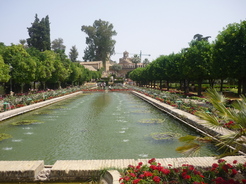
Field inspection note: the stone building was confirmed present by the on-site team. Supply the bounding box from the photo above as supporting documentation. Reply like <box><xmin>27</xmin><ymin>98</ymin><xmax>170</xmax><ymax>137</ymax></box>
<box><xmin>109</xmin><ymin>51</ymin><xmax>146</xmax><ymax>77</ymax></box>
<box><xmin>80</xmin><ymin>60</ymin><xmax>112</xmax><ymax>71</ymax></box>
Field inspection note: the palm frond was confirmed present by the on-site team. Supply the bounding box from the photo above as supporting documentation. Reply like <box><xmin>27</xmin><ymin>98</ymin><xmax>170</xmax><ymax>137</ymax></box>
<box><xmin>176</xmin><ymin>143</ymin><xmax>201</xmax><ymax>157</ymax></box>
<box><xmin>197</xmin><ymin>111</ymin><xmax>221</xmax><ymax>128</ymax></box>
<box><xmin>206</xmin><ymin>88</ymin><xmax>226</xmax><ymax>104</ymax></box>
<box><xmin>232</xmin><ymin>95</ymin><xmax>246</xmax><ymax>111</ymax></box>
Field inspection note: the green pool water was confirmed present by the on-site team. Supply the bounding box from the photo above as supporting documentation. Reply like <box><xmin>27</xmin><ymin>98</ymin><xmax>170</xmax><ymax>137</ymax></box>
<box><xmin>0</xmin><ymin>92</ymin><xmax>220</xmax><ymax>164</ymax></box>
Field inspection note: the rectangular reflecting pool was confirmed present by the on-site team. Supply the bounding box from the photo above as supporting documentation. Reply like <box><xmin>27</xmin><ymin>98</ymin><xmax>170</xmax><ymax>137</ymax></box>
<box><xmin>0</xmin><ymin>92</ymin><xmax>220</xmax><ymax>164</ymax></box>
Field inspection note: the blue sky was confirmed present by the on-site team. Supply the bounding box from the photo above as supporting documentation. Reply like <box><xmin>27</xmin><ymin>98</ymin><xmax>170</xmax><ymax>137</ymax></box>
<box><xmin>0</xmin><ymin>0</ymin><xmax>245</xmax><ymax>62</ymax></box>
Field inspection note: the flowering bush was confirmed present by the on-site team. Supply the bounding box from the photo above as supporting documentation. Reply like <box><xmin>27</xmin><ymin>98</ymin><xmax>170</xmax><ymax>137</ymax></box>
<box><xmin>119</xmin><ymin>158</ymin><xmax>246</xmax><ymax>184</ymax></box>
<box><xmin>1</xmin><ymin>86</ymin><xmax>82</xmax><ymax>111</ymax></box>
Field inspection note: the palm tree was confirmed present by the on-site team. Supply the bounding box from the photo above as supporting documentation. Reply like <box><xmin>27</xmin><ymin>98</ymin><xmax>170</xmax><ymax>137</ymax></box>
<box><xmin>177</xmin><ymin>88</ymin><xmax>246</xmax><ymax>157</ymax></box>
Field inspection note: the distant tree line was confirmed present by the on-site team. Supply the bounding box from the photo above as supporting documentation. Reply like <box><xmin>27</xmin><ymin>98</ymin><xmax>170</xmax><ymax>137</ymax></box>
<box><xmin>0</xmin><ymin>14</ymin><xmax>103</xmax><ymax>94</ymax></box>
<box><xmin>129</xmin><ymin>20</ymin><xmax>246</xmax><ymax>96</ymax></box>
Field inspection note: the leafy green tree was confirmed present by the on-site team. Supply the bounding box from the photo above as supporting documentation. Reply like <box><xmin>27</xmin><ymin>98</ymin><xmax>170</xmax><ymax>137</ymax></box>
<box><xmin>142</xmin><ymin>58</ymin><xmax>150</xmax><ymax>65</ymax></box>
<box><xmin>51</xmin><ymin>38</ymin><xmax>66</xmax><ymax>52</ymax></box>
<box><xmin>27</xmin><ymin>14</ymin><xmax>51</xmax><ymax>51</ymax></box>
<box><xmin>111</xmin><ymin>64</ymin><xmax>122</xmax><ymax>73</ymax></box>
<box><xmin>19</xmin><ymin>39</ymin><xmax>26</xmax><ymax>46</ymax></box>
<box><xmin>26</xmin><ymin>47</ymin><xmax>43</xmax><ymax>89</ymax></box>
<box><xmin>131</xmin><ymin>54</ymin><xmax>141</xmax><ymax>68</ymax></box>
<box><xmin>0</xmin><ymin>55</ymin><xmax>10</xmax><ymax>83</ymax></box>
<box><xmin>213</xmin><ymin>20</ymin><xmax>246</xmax><ymax>95</ymax></box>
<box><xmin>2</xmin><ymin>45</ymin><xmax>36</xmax><ymax>93</ymax></box>
<box><xmin>183</xmin><ymin>38</ymin><xmax>212</xmax><ymax>96</ymax></box>
<box><xmin>67</xmin><ymin>62</ymin><xmax>82</xmax><ymax>85</ymax></box>
<box><xmin>38</xmin><ymin>50</ymin><xmax>56</xmax><ymax>89</ymax></box>
<box><xmin>81</xmin><ymin>19</ymin><xmax>117</xmax><ymax>68</ymax></box>
<box><xmin>44</xmin><ymin>50</ymin><xmax>71</xmax><ymax>89</ymax></box>
<box><xmin>129</xmin><ymin>67</ymin><xmax>146</xmax><ymax>86</ymax></box>
<box><xmin>69</xmin><ymin>45</ymin><xmax>79</xmax><ymax>62</ymax></box>
<box><xmin>149</xmin><ymin>57</ymin><xmax>167</xmax><ymax>89</ymax></box>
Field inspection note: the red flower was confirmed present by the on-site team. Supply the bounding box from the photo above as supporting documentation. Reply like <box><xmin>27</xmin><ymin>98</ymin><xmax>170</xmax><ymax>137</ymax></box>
<box><xmin>153</xmin><ymin>176</ymin><xmax>161</xmax><ymax>183</ymax></box>
<box><xmin>218</xmin><ymin>159</ymin><xmax>226</xmax><ymax>163</ymax></box>
<box><xmin>128</xmin><ymin>164</ymin><xmax>135</xmax><ymax>169</ymax></box>
<box><xmin>138</xmin><ymin>174</ymin><xmax>144</xmax><ymax>179</ymax></box>
<box><xmin>150</xmin><ymin>165</ymin><xmax>158</xmax><ymax>170</ymax></box>
<box><xmin>188</xmin><ymin>165</ymin><xmax>195</xmax><ymax>171</ymax></box>
<box><xmin>133</xmin><ymin>179</ymin><xmax>141</xmax><ymax>184</ymax></box>
<box><xmin>148</xmin><ymin>158</ymin><xmax>156</xmax><ymax>164</ymax></box>
<box><xmin>144</xmin><ymin>171</ymin><xmax>153</xmax><ymax>177</ymax></box>
<box><xmin>233</xmin><ymin>160</ymin><xmax>237</xmax><ymax>164</ymax></box>
<box><xmin>130</xmin><ymin>173</ymin><xmax>136</xmax><ymax>177</ymax></box>
<box><xmin>231</xmin><ymin>169</ymin><xmax>238</xmax><ymax>176</ymax></box>
<box><xmin>123</xmin><ymin>176</ymin><xmax>130</xmax><ymax>181</ymax></box>
<box><xmin>213</xmin><ymin>177</ymin><xmax>224</xmax><ymax>183</ymax></box>
<box><xmin>226</xmin><ymin>163</ymin><xmax>233</xmax><ymax>168</ymax></box>
<box><xmin>161</xmin><ymin>168</ymin><xmax>170</xmax><ymax>175</ymax></box>
<box><xmin>212</xmin><ymin>163</ymin><xmax>219</xmax><ymax>168</ymax></box>
<box><xmin>182</xmin><ymin>174</ymin><xmax>191</xmax><ymax>180</ymax></box>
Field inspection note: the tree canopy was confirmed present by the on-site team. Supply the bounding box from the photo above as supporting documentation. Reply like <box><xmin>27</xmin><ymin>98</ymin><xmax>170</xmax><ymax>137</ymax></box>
<box><xmin>129</xmin><ymin>20</ymin><xmax>246</xmax><ymax>96</ymax></box>
<box><xmin>69</xmin><ymin>45</ymin><xmax>79</xmax><ymax>62</ymax></box>
<box><xmin>27</xmin><ymin>14</ymin><xmax>51</xmax><ymax>51</ymax></box>
<box><xmin>81</xmin><ymin>19</ymin><xmax>117</xmax><ymax>68</ymax></box>
<box><xmin>51</xmin><ymin>38</ymin><xmax>66</xmax><ymax>52</ymax></box>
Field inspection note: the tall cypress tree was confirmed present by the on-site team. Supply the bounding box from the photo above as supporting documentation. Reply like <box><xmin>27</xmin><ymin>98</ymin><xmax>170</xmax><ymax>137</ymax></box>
<box><xmin>27</xmin><ymin>14</ymin><xmax>51</xmax><ymax>51</ymax></box>
<box><xmin>69</xmin><ymin>45</ymin><xmax>79</xmax><ymax>62</ymax></box>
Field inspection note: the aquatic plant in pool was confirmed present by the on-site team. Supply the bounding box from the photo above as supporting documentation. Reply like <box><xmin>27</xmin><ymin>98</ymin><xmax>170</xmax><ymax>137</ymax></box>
<box><xmin>0</xmin><ymin>133</ymin><xmax>12</xmax><ymax>141</ymax></box>
<box><xmin>149</xmin><ymin>132</ymin><xmax>180</xmax><ymax>141</ymax></box>
<box><xmin>138</xmin><ymin>119</ymin><xmax>165</xmax><ymax>124</ymax></box>
<box><xmin>11</xmin><ymin>119</ymin><xmax>43</xmax><ymax>126</ymax></box>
